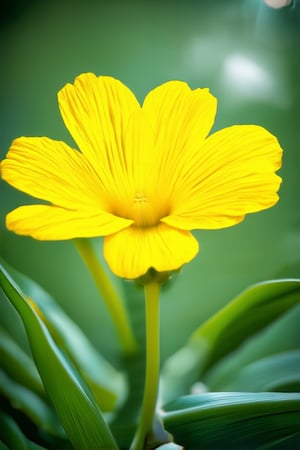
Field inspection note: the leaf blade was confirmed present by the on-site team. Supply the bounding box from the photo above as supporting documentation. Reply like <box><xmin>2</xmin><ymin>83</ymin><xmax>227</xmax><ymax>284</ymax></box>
<box><xmin>207</xmin><ymin>350</ymin><xmax>300</xmax><ymax>392</ymax></box>
<box><xmin>0</xmin><ymin>369</ymin><xmax>64</xmax><ymax>437</ymax></box>
<box><xmin>161</xmin><ymin>279</ymin><xmax>300</xmax><ymax>403</ymax></box>
<box><xmin>162</xmin><ymin>392</ymin><xmax>300</xmax><ymax>449</ymax></box>
<box><xmin>0</xmin><ymin>259</ymin><xmax>126</xmax><ymax>414</ymax></box>
<box><xmin>0</xmin><ymin>265</ymin><xmax>118</xmax><ymax>450</ymax></box>
<box><xmin>0</xmin><ymin>326</ymin><xmax>44</xmax><ymax>397</ymax></box>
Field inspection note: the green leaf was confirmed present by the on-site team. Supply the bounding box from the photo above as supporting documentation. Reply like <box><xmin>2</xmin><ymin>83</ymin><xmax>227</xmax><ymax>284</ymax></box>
<box><xmin>35</xmin><ymin>301</ymin><xmax>126</xmax><ymax>414</ymax></box>
<box><xmin>162</xmin><ymin>392</ymin><xmax>300</xmax><ymax>449</ymax></box>
<box><xmin>161</xmin><ymin>279</ymin><xmax>300</xmax><ymax>402</ymax></box>
<box><xmin>0</xmin><ymin>412</ymin><xmax>48</xmax><ymax>450</ymax></box>
<box><xmin>0</xmin><ymin>259</ymin><xmax>127</xmax><ymax>414</ymax></box>
<box><xmin>0</xmin><ymin>442</ymin><xmax>8</xmax><ymax>450</ymax></box>
<box><xmin>0</xmin><ymin>370</ymin><xmax>63</xmax><ymax>437</ymax></box>
<box><xmin>0</xmin><ymin>264</ymin><xmax>118</xmax><ymax>450</ymax></box>
<box><xmin>191</xmin><ymin>279</ymin><xmax>300</xmax><ymax>369</ymax></box>
<box><xmin>206</xmin><ymin>349</ymin><xmax>300</xmax><ymax>392</ymax></box>
<box><xmin>0</xmin><ymin>412</ymin><xmax>27</xmax><ymax>450</ymax></box>
<box><xmin>0</xmin><ymin>326</ymin><xmax>44</xmax><ymax>397</ymax></box>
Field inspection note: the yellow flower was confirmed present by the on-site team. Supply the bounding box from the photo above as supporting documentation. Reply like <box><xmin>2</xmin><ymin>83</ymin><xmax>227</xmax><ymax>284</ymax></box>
<box><xmin>1</xmin><ymin>73</ymin><xmax>282</xmax><ymax>279</ymax></box>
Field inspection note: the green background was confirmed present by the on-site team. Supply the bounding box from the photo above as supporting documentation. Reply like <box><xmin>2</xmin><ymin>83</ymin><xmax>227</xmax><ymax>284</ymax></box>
<box><xmin>1</xmin><ymin>0</ymin><xmax>299</xmax><ymax>364</ymax></box>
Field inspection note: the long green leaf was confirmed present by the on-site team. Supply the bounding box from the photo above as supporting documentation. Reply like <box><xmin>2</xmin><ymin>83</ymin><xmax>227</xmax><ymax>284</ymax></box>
<box><xmin>162</xmin><ymin>392</ymin><xmax>300</xmax><ymax>449</ymax></box>
<box><xmin>0</xmin><ymin>265</ymin><xmax>118</xmax><ymax>450</ymax></box>
<box><xmin>0</xmin><ymin>412</ymin><xmax>27</xmax><ymax>450</ymax></box>
<box><xmin>207</xmin><ymin>349</ymin><xmax>300</xmax><ymax>392</ymax></box>
<box><xmin>0</xmin><ymin>259</ymin><xmax>127</xmax><ymax>414</ymax></box>
<box><xmin>161</xmin><ymin>279</ymin><xmax>300</xmax><ymax>402</ymax></box>
<box><xmin>0</xmin><ymin>412</ymin><xmax>47</xmax><ymax>450</ymax></box>
<box><xmin>191</xmin><ymin>279</ymin><xmax>300</xmax><ymax>369</ymax></box>
<box><xmin>0</xmin><ymin>369</ymin><xmax>63</xmax><ymax>437</ymax></box>
<box><xmin>0</xmin><ymin>326</ymin><xmax>44</xmax><ymax>397</ymax></box>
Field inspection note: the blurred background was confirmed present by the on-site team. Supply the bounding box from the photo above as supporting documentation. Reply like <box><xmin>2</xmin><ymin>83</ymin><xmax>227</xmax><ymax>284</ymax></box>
<box><xmin>0</xmin><ymin>0</ymin><xmax>299</xmax><ymax>365</ymax></box>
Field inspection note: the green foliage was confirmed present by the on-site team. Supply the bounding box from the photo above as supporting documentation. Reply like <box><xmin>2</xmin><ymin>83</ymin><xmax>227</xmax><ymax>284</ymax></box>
<box><xmin>207</xmin><ymin>350</ymin><xmax>300</xmax><ymax>392</ymax></box>
<box><xmin>161</xmin><ymin>279</ymin><xmax>300</xmax><ymax>403</ymax></box>
<box><xmin>1</xmin><ymin>259</ymin><xmax>300</xmax><ymax>449</ymax></box>
<box><xmin>0</xmin><ymin>370</ymin><xmax>63</xmax><ymax>438</ymax></box>
<box><xmin>5</xmin><ymin>262</ymin><xmax>127</xmax><ymax>414</ymax></box>
<box><xmin>0</xmin><ymin>265</ymin><xmax>117</xmax><ymax>450</ymax></box>
<box><xmin>0</xmin><ymin>326</ymin><xmax>44</xmax><ymax>396</ymax></box>
<box><xmin>163</xmin><ymin>392</ymin><xmax>300</xmax><ymax>449</ymax></box>
<box><xmin>0</xmin><ymin>412</ymin><xmax>48</xmax><ymax>450</ymax></box>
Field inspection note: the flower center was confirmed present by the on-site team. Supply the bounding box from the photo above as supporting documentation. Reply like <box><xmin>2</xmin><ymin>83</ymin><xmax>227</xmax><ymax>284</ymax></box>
<box><xmin>111</xmin><ymin>189</ymin><xmax>170</xmax><ymax>228</ymax></box>
<box><xmin>134</xmin><ymin>192</ymin><xmax>148</xmax><ymax>205</ymax></box>
<box><xmin>131</xmin><ymin>191</ymin><xmax>161</xmax><ymax>227</ymax></box>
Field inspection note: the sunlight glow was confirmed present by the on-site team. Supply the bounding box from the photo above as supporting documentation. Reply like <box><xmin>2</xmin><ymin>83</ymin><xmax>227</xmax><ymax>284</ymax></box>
<box><xmin>222</xmin><ymin>53</ymin><xmax>273</xmax><ymax>97</ymax></box>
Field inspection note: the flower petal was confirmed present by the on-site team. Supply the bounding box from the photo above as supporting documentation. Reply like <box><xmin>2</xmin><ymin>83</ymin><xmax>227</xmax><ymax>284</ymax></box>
<box><xmin>6</xmin><ymin>205</ymin><xmax>132</xmax><ymax>240</ymax></box>
<box><xmin>1</xmin><ymin>137</ymin><xmax>111</xmax><ymax>211</ymax></box>
<box><xmin>58</xmin><ymin>73</ymin><xmax>141</xmax><ymax>187</ymax></box>
<box><xmin>141</xmin><ymin>81</ymin><xmax>217</xmax><ymax>199</ymax></box>
<box><xmin>103</xmin><ymin>223</ymin><xmax>199</xmax><ymax>279</ymax></box>
<box><xmin>162</xmin><ymin>125</ymin><xmax>282</xmax><ymax>230</ymax></box>
<box><xmin>107</xmin><ymin>109</ymin><xmax>168</xmax><ymax>227</ymax></box>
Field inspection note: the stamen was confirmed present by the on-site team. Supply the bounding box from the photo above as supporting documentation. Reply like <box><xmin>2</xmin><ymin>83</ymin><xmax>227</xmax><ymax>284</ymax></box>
<box><xmin>134</xmin><ymin>192</ymin><xmax>148</xmax><ymax>205</ymax></box>
<box><xmin>133</xmin><ymin>192</ymin><xmax>155</xmax><ymax>227</ymax></box>
<box><xmin>131</xmin><ymin>191</ymin><xmax>170</xmax><ymax>228</ymax></box>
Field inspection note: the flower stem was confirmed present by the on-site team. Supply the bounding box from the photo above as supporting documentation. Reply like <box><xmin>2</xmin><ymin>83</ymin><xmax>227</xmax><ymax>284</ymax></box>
<box><xmin>74</xmin><ymin>239</ymin><xmax>138</xmax><ymax>355</ymax></box>
<box><xmin>130</xmin><ymin>282</ymin><xmax>161</xmax><ymax>450</ymax></box>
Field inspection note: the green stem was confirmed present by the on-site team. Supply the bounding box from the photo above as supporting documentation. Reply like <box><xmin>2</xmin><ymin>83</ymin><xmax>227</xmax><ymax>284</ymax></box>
<box><xmin>74</xmin><ymin>239</ymin><xmax>138</xmax><ymax>355</ymax></box>
<box><xmin>130</xmin><ymin>282</ymin><xmax>161</xmax><ymax>450</ymax></box>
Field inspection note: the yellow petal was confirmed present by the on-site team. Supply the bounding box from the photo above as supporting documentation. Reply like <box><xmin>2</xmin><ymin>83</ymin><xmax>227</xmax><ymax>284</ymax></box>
<box><xmin>103</xmin><ymin>223</ymin><xmax>199</xmax><ymax>279</ymax></box>
<box><xmin>58</xmin><ymin>73</ymin><xmax>141</xmax><ymax>188</ymax></box>
<box><xmin>107</xmin><ymin>109</ymin><xmax>169</xmax><ymax>227</ymax></box>
<box><xmin>162</xmin><ymin>125</ymin><xmax>282</xmax><ymax>230</ymax></box>
<box><xmin>1</xmin><ymin>137</ymin><xmax>110</xmax><ymax>211</ymax></box>
<box><xmin>142</xmin><ymin>81</ymin><xmax>217</xmax><ymax>201</ymax></box>
<box><xmin>6</xmin><ymin>205</ymin><xmax>132</xmax><ymax>240</ymax></box>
